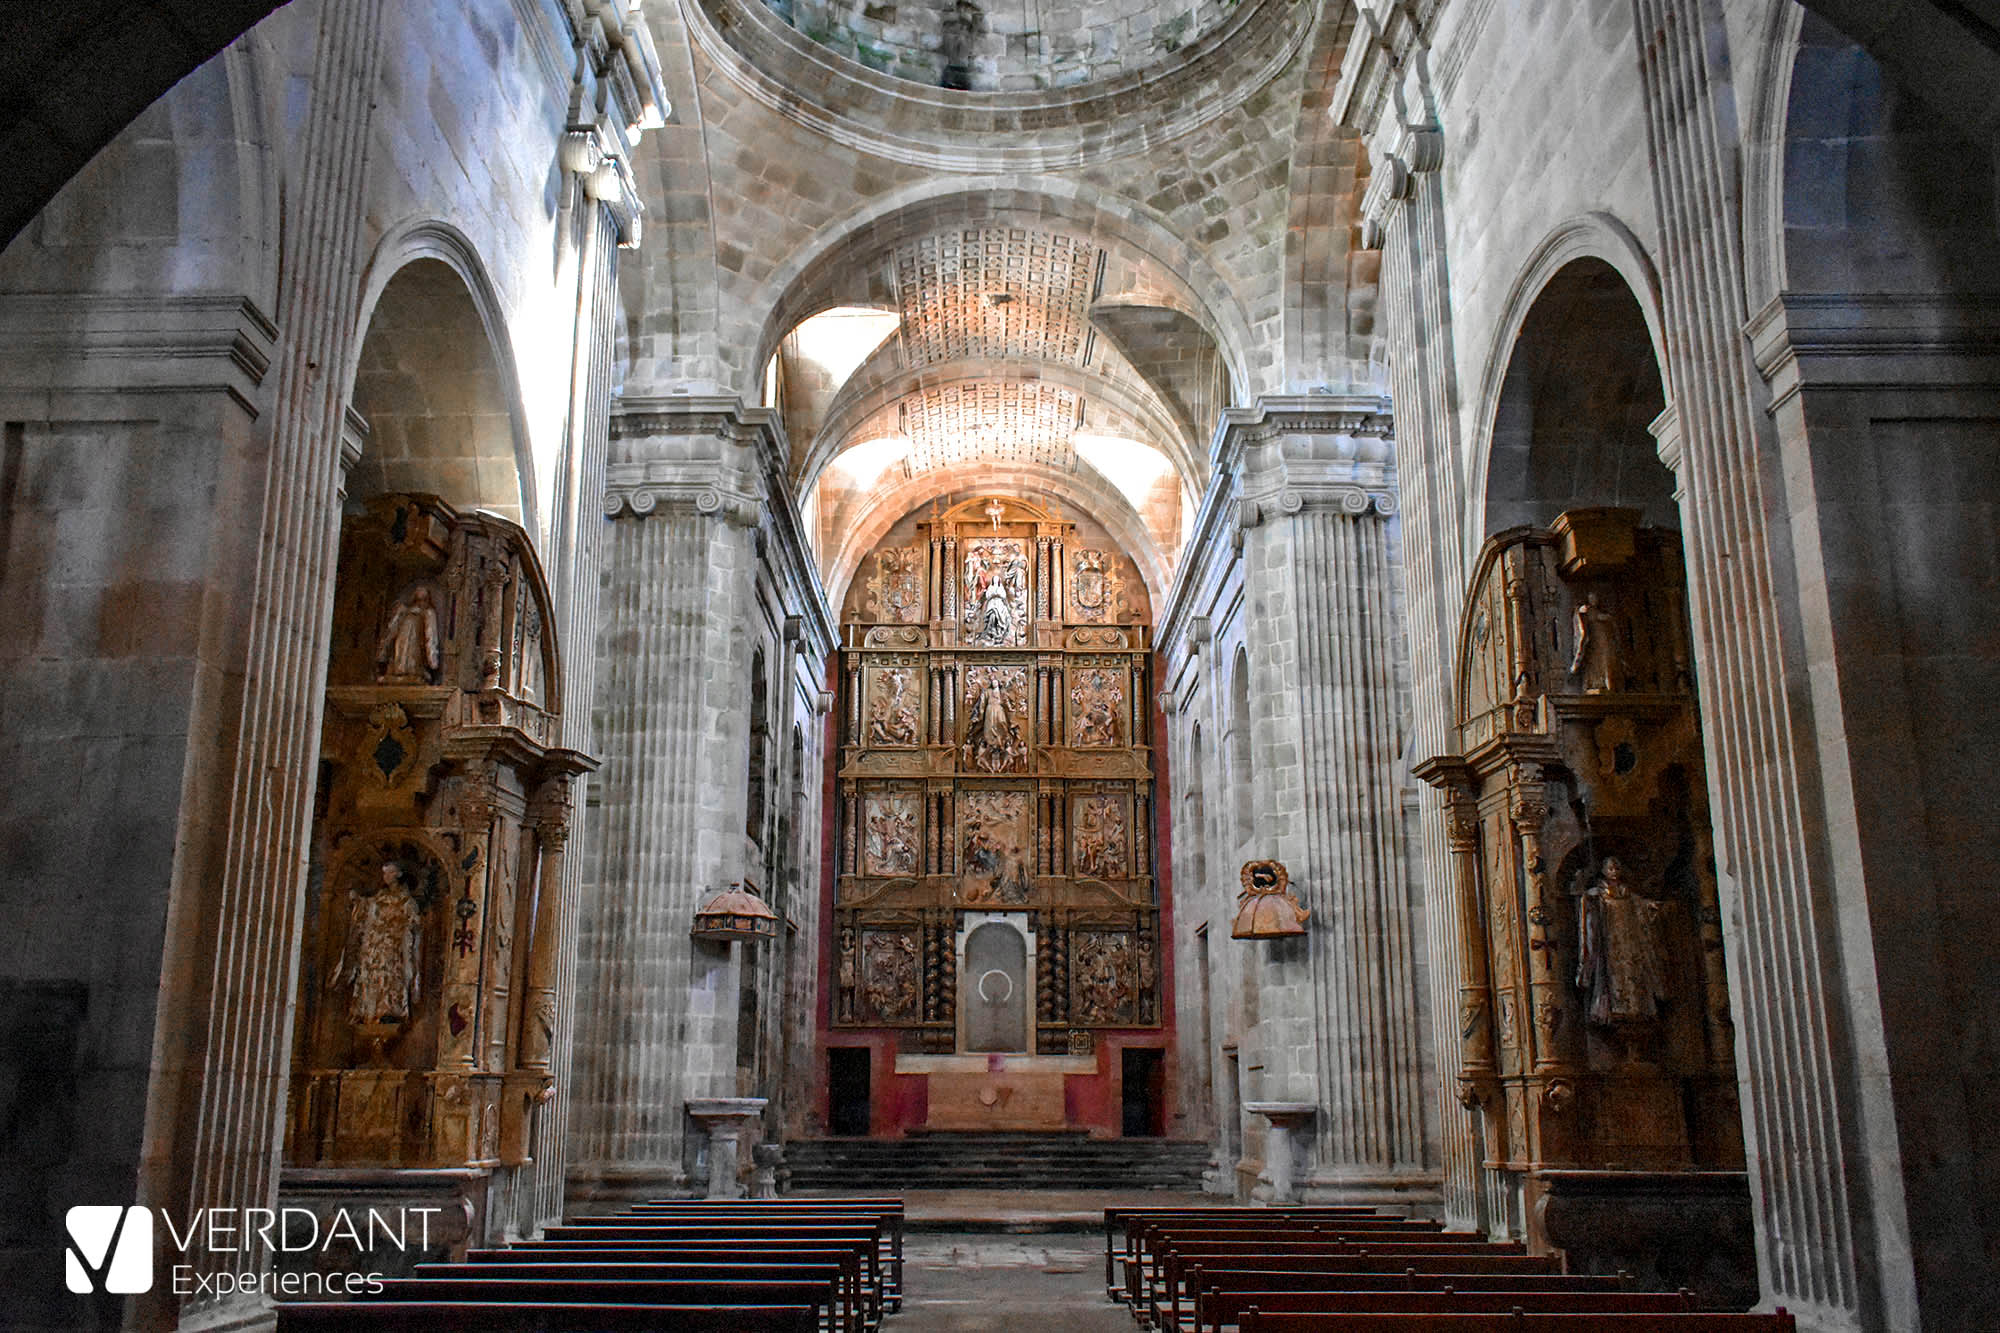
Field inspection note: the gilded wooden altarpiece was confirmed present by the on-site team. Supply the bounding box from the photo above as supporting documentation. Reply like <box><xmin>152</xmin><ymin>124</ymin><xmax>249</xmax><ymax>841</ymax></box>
<box><xmin>1415</xmin><ymin>508</ymin><xmax>1745</xmax><ymax>1260</ymax></box>
<box><xmin>835</xmin><ymin>498</ymin><xmax>1159</xmax><ymax>1054</ymax></box>
<box><xmin>287</xmin><ymin>495</ymin><xmax>594</xmax><ymax>1173</ymax></box>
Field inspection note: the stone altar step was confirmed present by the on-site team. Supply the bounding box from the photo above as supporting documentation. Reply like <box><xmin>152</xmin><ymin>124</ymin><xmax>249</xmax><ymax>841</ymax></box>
<box><xmin>782</xmin><ymin>1133</ymin><xmax>1211</xmax><ymax>1193</ymax></box>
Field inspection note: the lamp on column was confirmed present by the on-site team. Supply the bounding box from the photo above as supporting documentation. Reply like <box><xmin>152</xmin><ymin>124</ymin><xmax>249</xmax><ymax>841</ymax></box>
<box><xmin>692</xmin><ymin>879</ymin><xmax>780</xmax><ymax>944</ymax></box>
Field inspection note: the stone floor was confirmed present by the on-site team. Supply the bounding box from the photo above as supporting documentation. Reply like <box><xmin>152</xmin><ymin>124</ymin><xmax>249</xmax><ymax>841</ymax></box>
<box><xmin>892</xmin><ymin>1233</ymin><xmax>1130</xmax><ymax>1332</ymax></box>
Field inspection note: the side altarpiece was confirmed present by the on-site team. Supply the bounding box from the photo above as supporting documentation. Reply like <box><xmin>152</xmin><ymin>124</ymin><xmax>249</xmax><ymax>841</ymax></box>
<box><xmin>1417</xmin><ymin>508</ymin><xmax>1753</xmax><ymax>1299</ymax></box>
<box><xmin>287</xmin><ymin>495</ymin><xmax>593</xmax><ymax>1176</ymax></box>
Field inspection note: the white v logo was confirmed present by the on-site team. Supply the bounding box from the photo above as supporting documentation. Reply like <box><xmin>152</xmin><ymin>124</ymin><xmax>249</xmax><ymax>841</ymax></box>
<box><xmin>64</xmin><ymin>1206</ymin><xmax>154</xmax><ymax>1294</ymax></box>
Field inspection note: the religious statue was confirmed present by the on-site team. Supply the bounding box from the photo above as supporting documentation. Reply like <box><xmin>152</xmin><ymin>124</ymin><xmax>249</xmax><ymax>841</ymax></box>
<box><xmin>866</xmin><ymin>669</ymin><xmax>920</xmax><ymax>746</ymax></box>
<box><xmin>1071</xmin><ymin>669</ymin><xmax>1125</xmax><ymax>748</ymax></box>
<box><xmin>1073</xmin><ymin>796</ymin><xmax>1127</xmax><ymax>878</ymax></box>
<box><xmin>863</xmin><ymin>795</ymin><xmax>920</xmax><ymax>877</ymax></box>
<box><xmin>962</xmin><ymin>668</ymin><xmax>1026</xmax><ymax>773</ymax></box>
<box><xmin>334</xmin><ymin>860</ymin><xmax>424</xmax><ymax>1026</ymax></box>
<box><xmin>962</xmin><ymin>539</ymin><xmax>1026</xmax><ymax>646</ymax></box>
<box><xmin>1575</xmin><ymin>857</ymin><xmax>1672</xmax><ymax>1029</ymax></box>
<box><xmin>1074</xmin><ymin>934</ymin><xmax>1135</xmax><ymax>1025</ymax></box>
<box><xmin>1571</xmin><ymin>592</ymin><xmax>1618</xmax><ymax>694</ymax></box>
<box><xmin>376</xmin><ymin>586</ymin><xmax>441</xmax><ymax>684</ymax></box>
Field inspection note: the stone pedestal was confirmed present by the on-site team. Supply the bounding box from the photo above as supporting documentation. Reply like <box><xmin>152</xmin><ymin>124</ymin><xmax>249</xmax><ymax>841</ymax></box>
<box><xmin>1246</xmin><ymin>1101</ymin><xmax>1316</xmax><ymax>1203</ymax></box>
<box><xmin>687</xmin><ymin>1097</ymin><xmax>767</xmax><ymax>1199</ymax></box>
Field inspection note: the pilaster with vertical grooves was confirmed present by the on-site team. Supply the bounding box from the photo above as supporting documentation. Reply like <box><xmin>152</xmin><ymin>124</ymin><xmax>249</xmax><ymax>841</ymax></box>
<box><xmin>1631</xmin><ymin>2</ymin><xmax>1860</xmax><ymax>1323</ymax></box>
<box><xmin>171</xmin><ymin>0</ymin><xmax>385</xmax><ymax>1318</ymax></box>
<box><xmin>1374</xmin><ymin>138</ymin><xmax>1483</xmax><ymax>1229</ymax></box>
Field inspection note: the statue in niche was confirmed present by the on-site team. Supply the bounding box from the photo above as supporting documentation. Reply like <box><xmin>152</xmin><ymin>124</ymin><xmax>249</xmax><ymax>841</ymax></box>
<box><xmin>962</xmin><ymin>667</ymin><xmax>1028</xmax><ymax>773</ymax></box>
<box><xmin>866</xmin><ymin>669</ymin><xmax>921</xmax><ymax>747</ymax></box>
<box><xmin>962</xmin><ymin>538</ymin><xmax>1027</xmax><ymax>646</ymax></box>
<box><xmin>1571</xmin><ymin>592</ymin><xmax>1619</xmax><ymax>694</ymax></box>
<box><xmin>836</xmin><ymin>928</ymin><xmax>858</xmax><ymax>1022</ymax></box>
<box><xmin>334</xmin><ymin>860</ymin><xmax>425</xmax><ymax>1026</ymax></box>
<box><xmin>1575</xmin><ymin>857</ymin><xmax>1672</xmax><ymax>1031</ymax></box>
<box><xmin>1071</xmin><ymin>669</ymin><xmax>1124</xmax><ymax>748</ymax></box>
<box><xmin>376</xmin><ymin>586</ymin><xmax>441</xmax><ymax>685</ymax></box>
<box><xmin>1073</xmin><ymin>796</ymin><xmax>1128</xmax><ymax>878</ymax></box>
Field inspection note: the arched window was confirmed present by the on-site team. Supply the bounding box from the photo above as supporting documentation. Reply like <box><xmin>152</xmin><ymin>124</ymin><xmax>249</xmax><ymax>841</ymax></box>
<box><xmin>1228</xmin><ymin>647</ymin><xmax>1253</xmax><ymax>855</ymax></box>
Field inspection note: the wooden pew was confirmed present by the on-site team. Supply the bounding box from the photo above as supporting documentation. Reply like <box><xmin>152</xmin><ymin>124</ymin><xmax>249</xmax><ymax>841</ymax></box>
<box><xmin>364</xmin><ymin>1276</ymin><xmax>835</xmax><ymax>1325</ymax></box>
<box><xmin>1196</xmin><ymin>1288</ymin><xmax>1694</xmax><ymax>1331</ymax></box>
<box><xmin>408</xmin><ymin>1262</ymin><xmax>863</xmax><ymax>1333</ymax></box>
<box><xmin>1137</xmin><ymin>1231</ymin><xmax>1515</xmax><ymax>1320</ymax></box>
<box><xmin>470</xmin><ymin>1241</ymin><xmax>884</xmax><ymax>1323</ymax></box>
<box><xmin>277</xmin><ymin>1302</ymin><xmax>819</xmax><ymax>1331</ymax></box>
<box><xmin>1104</xmin><ymin>1208</ymin><xmax>1387</xmax><ymax>1301</ymax></box>
<box><xmin>1155</xmin><ymin>1251</ymin><xmax>1563</xmax><ymax>1330</ymax></box>
<box><xmin>1182</xmin><ymin>1266</ymin><xmax>1633</xmax><ymax>1328</ymax></box>
<box><xmin>1124</xmin><ymin>1219</ymin><xmax>1453</xmax><ymax>1305</ymax></box>
<box><xmin>1234</xmin><ymin>1312</ymin><xmax>1798</xmax><ymax>1333</ymax></box>
<box><xmin>624</xmin><ymin>1200</ymin><xmax>905</xmax><ymax>1305</ymax></box>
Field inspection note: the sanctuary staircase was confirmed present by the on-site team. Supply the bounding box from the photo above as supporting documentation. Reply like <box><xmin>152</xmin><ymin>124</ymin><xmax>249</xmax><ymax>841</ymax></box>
<box><xmin>785</xmin><ymin>1130</ymin><xmax>1209</xmax><ymax>1191</ymax></box>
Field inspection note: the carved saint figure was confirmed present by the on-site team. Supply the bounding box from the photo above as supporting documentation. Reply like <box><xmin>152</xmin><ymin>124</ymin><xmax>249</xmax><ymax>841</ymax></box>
<box><xmin>962</xmin><ymin>667</ymin><xmax>1027</xmax><ymax>773</ymax></box>
<box><xmin>335</xmin><ymin>861</ymin><xmax>424</xmax><ymax>1026</ymax></box>
<box><xmin>1570</xmin><ymin>592</ymin><xmax>1618</xmax><ymax>694</ymax></box>
<box><xmin>1575</xmin><ymin>857</ymin><xmax>1671</xmax><ymax>1028</ymax></box>
<box><xmin>962</xmin><ymin>539</ymin><xmax>1026</xmax><ymax>646</ymax></box>
<box><xmin>1071</xmin><ymin>669</ymin><xmax>1125</xmax><ymax>748</ymax></box>
<box><xmin>864</xmin><ymin>795</ymin><xmax>920</xmax><ymax>877</ymax></box>
<box><xmin>376</xmin><ymin>586</ymin><xmax>441</xmax><ymax>684</ymax></box>
<box><xmin>1073</xmin><ymin>797</ymin><xmax>1128</xmax><ymax>878</ymax></box>
<box><xmin>866</xmin><ymin>669</ymin><xmax>920</xmax><ymax>746</ymax></box>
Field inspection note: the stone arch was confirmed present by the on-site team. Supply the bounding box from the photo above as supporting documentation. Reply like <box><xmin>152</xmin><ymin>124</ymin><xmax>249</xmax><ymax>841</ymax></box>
<box><xmin>822</xmin><ymin>461</ymin><xmax>1170</xmax><ymax>610</ymax></box>
<box><xmin>803</xmin><ymin>351</ymin><xmax>1206</xmax><ymax>496</ymax></box>
<box><xmin>344</xmin><ymin>227</ymin><xmax>537</xmax><ymax>531</ymax></box>
<box><xmin>749</xmin><ymin>183</ymin><xmax>1258</xmax><ymax>403</ymax></box>
<box><xmin>1468</xmin><ymin>215</ymin><xmax>1671</xmax><ymax>547</ymax></box>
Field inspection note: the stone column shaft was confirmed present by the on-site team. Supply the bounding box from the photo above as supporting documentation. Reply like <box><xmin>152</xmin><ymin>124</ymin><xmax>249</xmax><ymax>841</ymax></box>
<box><xmin>164</xmin><ymin>2</ymin><xmax>387</xmax><ymax>1321</ymax></box>
<box><xmin>1368</xmin><ymin>117</ymin><xmax>1483</xmax><ymax>1228</ymax></box>
<box><xmin>1632</xmin><ymin>2</ymin><xmax>1865</xmax><ymax>1323</ymax></box>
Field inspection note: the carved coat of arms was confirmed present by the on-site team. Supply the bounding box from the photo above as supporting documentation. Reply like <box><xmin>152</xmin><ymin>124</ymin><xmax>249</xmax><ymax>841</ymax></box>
<box><xmin>1071</xmin><ymin>549</ymin><xmax>1120</xmax><ymax>623</ymax></box>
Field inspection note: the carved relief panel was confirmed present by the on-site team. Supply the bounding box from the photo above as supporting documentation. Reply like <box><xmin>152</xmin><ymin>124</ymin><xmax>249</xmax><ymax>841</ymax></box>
<box><xmin>288</xmin><ymin>495</ymin><xmax>592</xmax><ymax>1172</ymax></box>
<box><xmin>835</xmin><ymin>497</ymin><xmax>1160</xmax><ymax>1052</ymax></box>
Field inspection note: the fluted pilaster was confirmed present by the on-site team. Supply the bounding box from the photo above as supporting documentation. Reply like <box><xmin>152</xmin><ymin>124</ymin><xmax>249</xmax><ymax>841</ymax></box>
<box><xmin>165</xmin><ymin>2</ymin><xmax>386</xmax><ymax>1323</ymax></box>
<box><xmin>1223</xmin><ymin>399</ymin><xmax>1437</xmax><ymax>1208</ymax></box>
<box><xmin>1632</xmin><ymin>3</ymin><xmax>1862</xmax><ymax>1324</ymax></box>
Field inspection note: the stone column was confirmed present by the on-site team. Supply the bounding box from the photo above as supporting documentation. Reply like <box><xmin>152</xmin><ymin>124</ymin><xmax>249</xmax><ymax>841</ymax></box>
<box><xmin>1226</xmin><ymin>397</ymin><xmax>1435</xmax><ymax>1210</ymax></box>
<box><xmin>567</xmin><ymin>401</ymin><xmax>767</xmax><ymax>1208</ymax></box>
<box><xmin>527</xmin><ymin>43</ymin><xmax>663</xmax><ymax>1232</ymax></box>
<box><xmin>1362</xmin><ymin>89</ymin><xmax>1484</xmax><ymax>1230</ymax></box>
<box><xmin>152</xmin><ymin>4</ymin><xmax>388</xmax><ymax>1324</ymax></box>
<box><xmin>1629</xmin><ymin>5</ymin><xmax>1872</xmax><ymax>1325</ymax></box>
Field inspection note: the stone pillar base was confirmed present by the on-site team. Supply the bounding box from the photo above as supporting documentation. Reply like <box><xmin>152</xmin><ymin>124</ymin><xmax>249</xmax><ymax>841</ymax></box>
<box><xmin>1298</xmin><ymin>1168</ymin><xmax>1445</xmax><ymax>1215</ymax></box>
<box><xmin>564</xmin><ymin>1163</ymin><xmax>693</xmax><ymax>1211</ymax></box>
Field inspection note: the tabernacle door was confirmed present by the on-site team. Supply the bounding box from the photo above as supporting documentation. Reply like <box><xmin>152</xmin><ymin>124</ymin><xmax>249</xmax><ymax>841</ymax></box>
<box><xmin>961</xmin><ymin>915</ymin><xmax>1031</xmax><ymax>1053</ymax></box>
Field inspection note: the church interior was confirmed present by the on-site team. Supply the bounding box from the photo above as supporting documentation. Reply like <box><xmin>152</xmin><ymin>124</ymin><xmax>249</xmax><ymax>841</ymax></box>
<box><xmin>0</xmin><ymin>1</ymin><xmax>1995</xmax><ymax>1330</ymax></box>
